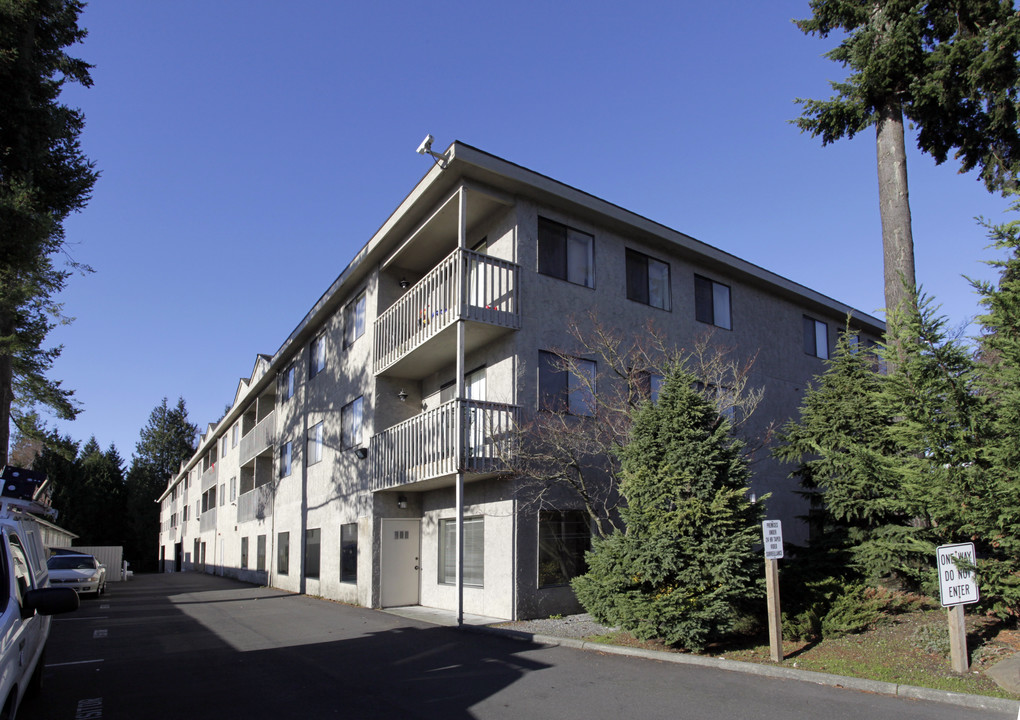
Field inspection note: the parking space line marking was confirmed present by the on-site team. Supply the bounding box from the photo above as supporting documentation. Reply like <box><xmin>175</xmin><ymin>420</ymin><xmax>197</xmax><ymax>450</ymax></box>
<box><xmin>48</xmin><ymin>659</ymin><xmax>104</xmax><ymax>667</ymax></box>
<box><xmin>92</xmin><ymin>629</ymin><xmax>108</xmax><ymax>639</ymax></box>
<box><xmin>55</xmin><ymin>616</ymin><xmax>110</xmax><ymax>621</ymax></box>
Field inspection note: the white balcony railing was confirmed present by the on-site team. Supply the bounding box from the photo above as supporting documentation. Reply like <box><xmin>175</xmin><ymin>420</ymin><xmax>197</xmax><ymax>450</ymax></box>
<box><xmin>374</xmin><ymin>249</ymin><xmax>519</xmax><ymax>374</ymax></box>
<box><xmin>371</xmin><ymin>399</ymin><xmax>517</xmax><ymax>491</ymax></box>
<box><xmin>240</xmin><ymin>411</ymin><xmax>275</xmax><ymax>465</ymax></box>
<box><xmin>236</xmin><ymin>484</ymin><xmax>275</xmax><ymax>523</ymax></box>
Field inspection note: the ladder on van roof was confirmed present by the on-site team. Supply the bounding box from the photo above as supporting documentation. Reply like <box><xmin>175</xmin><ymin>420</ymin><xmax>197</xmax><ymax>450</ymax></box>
<box><xmin>0</xmin><ymin>467</ymin><xmax>57</xmax><ymax>519</ymax></box>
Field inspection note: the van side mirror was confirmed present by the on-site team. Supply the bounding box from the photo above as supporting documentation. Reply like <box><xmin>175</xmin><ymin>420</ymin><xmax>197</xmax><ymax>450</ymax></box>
<box><xmin>24</xmin><ymin>587</ymin><xmax>79</xmax><ymax>616</ymax></box>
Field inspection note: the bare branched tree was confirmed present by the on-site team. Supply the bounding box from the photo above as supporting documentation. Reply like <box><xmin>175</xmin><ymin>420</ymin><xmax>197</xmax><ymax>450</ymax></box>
<box><xmin>504</xmin><ymin>310</ymin><xmax>770</xmax><ymax>538</ymax></box>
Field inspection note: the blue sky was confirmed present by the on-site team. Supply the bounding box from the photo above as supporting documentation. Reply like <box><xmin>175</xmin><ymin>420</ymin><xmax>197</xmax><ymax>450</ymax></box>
<box><xmin>46</xmin><ymin>0</ymin><xmax>1013</xmax><ymax>460</ymax></box>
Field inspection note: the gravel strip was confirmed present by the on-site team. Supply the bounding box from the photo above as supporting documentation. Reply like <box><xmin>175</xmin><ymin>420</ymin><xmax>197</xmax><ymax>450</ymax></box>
<box><xmin>494</xmin><ymin>613</ymin><xmax>618</xmax><ymax>639</ymax></box>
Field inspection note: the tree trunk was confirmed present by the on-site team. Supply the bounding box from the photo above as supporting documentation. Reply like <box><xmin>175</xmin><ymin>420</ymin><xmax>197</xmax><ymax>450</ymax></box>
<box><xmin>876</xmin><ymin>97</ymin><xmax>916</xmax><ymax>317</ymax></box>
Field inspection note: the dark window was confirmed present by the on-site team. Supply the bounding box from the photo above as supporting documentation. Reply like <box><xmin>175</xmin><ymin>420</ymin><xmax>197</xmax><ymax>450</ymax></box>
<box><xmin>344</xmin><ymin>291</ymin><xmax>366</xmax><ymax>348</ymax></box>
<box><xmin>279</xmin><ymin>441</ymin><xmax>292</xmax><ymax>478</ymax></box>
<box><xmin>240</xmin><ymin>537</ymin><xmax>249</xmax><ymax>569</ymax></box>
<box><xmin>694</xmin><ymin>275</ymin><xmax>731</xmax><ymax>329</ymax></box>
<box><xmin>310</xmin><ymin>334</ymin><xmax>326</xmax><ymax>379</ymax></box>
<box><xmin>538</xmin><ymin>351</ymin><xmax>595</xmax><ymax>416</ymax></box>
<box><xmin>625</xmin><ymin>249</ymin><xmax>670</xmax><ymax>310</ymax></box>
<box><xmin>342</xmin><ymin>397</ymin><xmax>363</xmax><ymax>449</ymax></box>
<box><xmin>305</xmin><ymin>528</ymin><xmax>320</xmax><ymax>580</ymax></box>
<box><xmin>538</xmin><ymin>217</ymin><xmax>594</xmax><ymax>288</ymax></box>
<box><xmin>538</xmin><ymin>510</ymin><xmax>591</xmax><ymax>587</ymax></box>
<box><xmin>277</xmin><ymin>532</ymin><xmax>290</xmax><ymax>575</ymax></box>
<box><xmin>256</xmin><ymin>535</ymin><xmax>266</xmax><ymax>572</ymax></box>
<box><xmin>340</xmin><ymin>523</ymin><xmax>357</xmax><ymax>583</ymax></box>
<box><xmin>282</xmin><ymin>363</ymin><xmax>296</xmax><ymax>401</ymax></box>
<box><xmin>803</xmin><ymin>316</ymin><xmax>829</xmax><ymax>359</ymax></box>
<box><xmin>439</xmin><ymin>516</ymin><xmax>483</xmax><ymax>587</ymax></box>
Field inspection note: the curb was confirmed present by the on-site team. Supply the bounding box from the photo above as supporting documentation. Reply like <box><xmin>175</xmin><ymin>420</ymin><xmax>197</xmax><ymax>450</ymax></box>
<box><xmin>461</xmin><ymin>624</ymin><xmax>1020</xmax><ymax>714</ymax></box>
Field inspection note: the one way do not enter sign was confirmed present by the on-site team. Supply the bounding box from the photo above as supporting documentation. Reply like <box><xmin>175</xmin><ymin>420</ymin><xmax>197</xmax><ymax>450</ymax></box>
<box><xmin>937</xmin><ymin>543</ymin><xmax>979</xmax><ymax>607</ymax></box>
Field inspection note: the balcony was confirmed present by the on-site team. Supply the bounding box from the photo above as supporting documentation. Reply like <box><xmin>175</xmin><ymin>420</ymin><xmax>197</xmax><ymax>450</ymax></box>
<box><xmin>236</xmin><ymin>484</ymin><xmax>275</xmax><ymax>524</ymax></box>
<box><xmin>240</xmin><ymin>411</ymin><xmax>275</xmax><ymax>465</ymax></box>
<box><xmin>371</xmin><ymin>399</ymin><xmax>517</xmax><ymax>492</ymax></box>
<box><xmin>374</xmin><ymin>248</ymin><xmax>520</xmax><ymax>378</ymax></box>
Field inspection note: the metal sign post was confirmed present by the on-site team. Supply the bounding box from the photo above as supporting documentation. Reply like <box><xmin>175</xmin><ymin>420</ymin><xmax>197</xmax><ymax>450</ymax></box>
<box><xmin>762</xmin><ymin>520</ymin><xmax>784</xmax><ymax>662</ymax></box>
<box><xmin>936</xmin><ymin>542</ymin><xmax>979</xmax><ymax>673</ymax></box>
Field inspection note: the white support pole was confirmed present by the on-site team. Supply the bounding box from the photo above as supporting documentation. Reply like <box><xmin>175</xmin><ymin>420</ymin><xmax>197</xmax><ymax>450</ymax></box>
<box><xmin>456</xmin><ymin>186</ymin><xmax>467</xmax><ymax>627</ymax></box>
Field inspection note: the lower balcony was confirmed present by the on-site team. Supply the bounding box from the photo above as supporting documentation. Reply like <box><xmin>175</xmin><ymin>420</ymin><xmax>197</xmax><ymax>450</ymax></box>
<box><xmin>371</xmin><ymin>399</ymin><xmax>517</xmax><ymax>492</ymax></box>
<box><xmin>237</xmin><ymin>484</ymin><xmax>275</xmax><ymax>523</ymax></box>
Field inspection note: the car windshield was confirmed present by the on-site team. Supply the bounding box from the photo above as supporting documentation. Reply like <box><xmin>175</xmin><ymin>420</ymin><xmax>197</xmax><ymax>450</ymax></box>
<box><xmin>47</xmin><ymin>555</ymin><xmax>97</xmax><ymax>570</ymax></box>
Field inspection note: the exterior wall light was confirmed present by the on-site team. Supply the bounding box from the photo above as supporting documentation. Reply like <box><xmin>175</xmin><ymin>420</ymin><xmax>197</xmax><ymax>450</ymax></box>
<box><xmin>397</xmin><ymin>495</ymin><xmax>408</xmax><ymax>509</ymax></box>
<box><xmin>355</xmin><ymin>447</ymin><xmax>368</xmax><ymax>459</ymax></box>
<box><xmin>397</xmin><ymin>389</ymin><xmax>409</xmax><ymax>402</ymax></box>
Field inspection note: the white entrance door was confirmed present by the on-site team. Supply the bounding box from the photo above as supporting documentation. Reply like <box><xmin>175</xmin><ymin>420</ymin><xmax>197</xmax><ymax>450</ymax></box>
<box><xmin>381</xmin><ymin>519</ymin><xmax>421</xmax><ymax>607</ymax></box>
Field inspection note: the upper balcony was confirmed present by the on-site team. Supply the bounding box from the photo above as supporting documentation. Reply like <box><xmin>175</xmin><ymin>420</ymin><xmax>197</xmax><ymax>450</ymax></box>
<box><xmin>374</xmin><ymin>248</ymin><xmax>520</xmax><ymax>378</ymax></box>
<box><xmin>239</xmin><ymin>410</ymin><xmax>276</xmax><ymax>466</ymax></box>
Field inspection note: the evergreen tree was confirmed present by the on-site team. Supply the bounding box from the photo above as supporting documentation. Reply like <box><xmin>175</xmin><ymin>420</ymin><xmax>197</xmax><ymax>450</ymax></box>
<box><xmin>795</xmin><ymin>0</ymin><xmax>1020</xmax><ymax>316</ymax></box>
<box><xmin>39</xmin><ymin>436</ymin><xmax>126</xmax><ymax>546</ymax></box>
<box><xmin>572</xmin><ymin>367</ymin><xmax>763</xmax><ymax>652</ymax></box>
<box><xmin>0</xmin><ymin>0</ymin><xmax>97</xmax><ymax>463</ymax></box>
<box><xmin>125</xmin><ymin>397</ymin><xmax>196</xmax><ymax>571</ymax></box>
<box><xmin>773</xmin><ymin>326</ymin><xmax>922</xmax><ymax>584</ymax></box>
<box><xmin>970</xmin><ymin>203</ymin><xmax>1020</xmax><ymax>615</ymax></box>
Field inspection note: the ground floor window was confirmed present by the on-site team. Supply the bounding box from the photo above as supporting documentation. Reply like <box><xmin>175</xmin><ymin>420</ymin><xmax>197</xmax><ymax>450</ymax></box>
<box><xmin>538</xmin><ymin>510</ymin><xmax>590</xmax><ymax>587</ymax></box>
<box><xmin>439</xmin><ymin>516</ymin><xmax>483</xmax><ymax>587</ymax></box>
<box><xmin>278</xmin><ymin>532</ymin><xmax>290</xmax><ymax>575</ymax></box>
<box><xmin>256</xmin><ymin>535</ymin><xmax>266</xmax><ymax>572</ymax></box>
<box><xmin>305</xmin><ymin>528</ymin><xmax>320</xmax><ymax>579</ymax></box>
<box><xmin>340</xmin><ymin>523</ymin><xmax>357</xmax><ymax>583</ymax></box>
<box><xmin>241</xmin><ymin>537</ymin><xmax>249</xmax><ymax>569</ymax></box>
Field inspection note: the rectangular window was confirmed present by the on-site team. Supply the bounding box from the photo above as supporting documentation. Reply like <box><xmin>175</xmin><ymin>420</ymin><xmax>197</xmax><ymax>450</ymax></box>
<box><xmin>232</xmin><ymin>422</ymin><xmax>240</xmax><ymax>447</ymax></box>
<box><xmin>219</xmin><ymin>483</ymin><xmax>225</xmax><ymax>507</ymax></box>
<box><xmin>256</xmin><ymin>535</ymin><xmax>267</xmax><ymax>572</ymax></box>
<box><xmin>625</xmin><ymin>249</ymin><xmax>670</xmax><ymax>310</ymax></box>
<box><xmin>538</xmin><ymin>510</ymin><xmax>591</xmax><ymax>587</ymax></box>
<box><xmin>438</xmin><ymin>516</ymin><xmax>484</xmax><ymax>587</ymax></box>
<box><xmin>282</xmin><ymin>363</ymin><xmax>296</xmax><ymax>401</ymax></box>
<box><xmin>694</xmin><ymin>275</ymin><xmax>732</xmax><ymax>330</ymax></box>
<box><xmin>538</xmin><ymin>217</ymin><xmax>594</xmax><ymax>288</ymax></box>
<box><xmin>538</xmin><ymin>351</ymin><xmax>595</xmax><ymax>416</ymax></box>
<box><xmin>240</xmin><ymin>537</ymin><xmax>249</xmax><ymax>569</ymax></box>
<box><xmin>803</xmin><ymin>316</ymin><xmax>829</xmax><ymax>359</ymax></box>
<box><xmin>305</xmin><ymin>528</ymin><xmax>321</xmax><ymax>580</ymax></box>
<box><xmin>310</xmin><ymin>333</ymin><xmax>326</xmax><ymax>379</ymax></box>
<box><xmin>221</xmin><ymin>437</ymin><xmax>228</xmax><ymax>458</ymax></box>
<box><xmin>342</xmin><ymin>397</ymin><xmax>364</xmax><ymax>450</ymax></box>
<box><xmin>308</xmin><ymin>422</ymin><xmax>324</xmax><ymax>465</ymax></box>
<box><xmin>230</xmin><ymin>476</ymin><xmax>236</xmax><ymax>502</ymax></box>
<box><xmin>277</xmin><ymin>531</ymin><xmax>290</xmax><ymax>575</ymax></box>
<box><xmin>280</xmin><ymin>440</ymin><xmax>292</xmax><ymax>478</ymax></box>
<box><xmin>637</xmin><ymin>371</ymin><xmax>665</xmax><ymax>403</ymax></box>
<box><xmin>344</xmin><ymin>290</ymin><xmax>366</xmax><ymax>348</ymax></box>
<box><xmin>340</xmin><ymin>523</ymin><xmax>357</xmax><ymax>583</ymax></box>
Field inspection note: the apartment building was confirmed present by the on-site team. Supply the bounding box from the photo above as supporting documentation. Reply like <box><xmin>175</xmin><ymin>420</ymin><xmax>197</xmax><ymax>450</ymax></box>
<box><xmin>157</xmin><ymin>142</ymin><xmax>883</xmax><ymax>621</ymax></box>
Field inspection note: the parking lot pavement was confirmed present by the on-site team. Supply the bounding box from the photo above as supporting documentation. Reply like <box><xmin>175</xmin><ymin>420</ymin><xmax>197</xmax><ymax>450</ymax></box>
<box><xmin>18</xmin><ymin>573</ymin><xmax>1015</xmax><ymax>720</ymax></box>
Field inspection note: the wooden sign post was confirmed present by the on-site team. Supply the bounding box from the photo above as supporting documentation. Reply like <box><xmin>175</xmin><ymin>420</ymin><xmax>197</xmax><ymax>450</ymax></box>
<box><xmin>762</xmin><ymin>520</ymin><xmax>784</xmax><ymax>662</ymax></box>
<box><xmin>936</xmin><ymin>542</ymin><xmax>979</xmax><ymax>674</ymax></box>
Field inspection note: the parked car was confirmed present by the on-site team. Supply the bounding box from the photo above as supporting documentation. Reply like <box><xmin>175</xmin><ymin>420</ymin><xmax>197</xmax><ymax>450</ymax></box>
<box><xmin>46</xmin><ymin>553</ymin><xmax>107</xmax><ymax>596</ymax></box>
<box><xmin>0</xmin><ymin>466</ymin><xmax>80</xmax><ymax>719</ymax></box>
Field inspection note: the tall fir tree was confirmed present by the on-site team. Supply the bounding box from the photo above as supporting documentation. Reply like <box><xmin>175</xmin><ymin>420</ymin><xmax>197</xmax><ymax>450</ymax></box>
<box><xmin>125</xmin><ymin>397</ymin><xmax>196</xmax><ymax>571</ymax></box>
<box><xmin>970</xmin><ymin>202</ymin><xmax>1020</xmax><ymax>615</ymax></box>
<box><xmin>795</xmin><ymin>0</ymin><xmax>1020</xmax><ymax>316</ymax></box>
<box><xmin>0</xmin><ymin>0</ymin><xmax>97</xmax><ymax>463</ymax></box>
<box><xmin>571</xmin><ymin>366</ymin><xmax>763</xmax><ymax>652</ymax></box>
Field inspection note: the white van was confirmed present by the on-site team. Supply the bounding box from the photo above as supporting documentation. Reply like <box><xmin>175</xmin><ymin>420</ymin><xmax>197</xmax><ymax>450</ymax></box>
<box><xmin>0</xmin><ymin>468</ymin><xmax>78</xmax><ymax>719</ymax></box>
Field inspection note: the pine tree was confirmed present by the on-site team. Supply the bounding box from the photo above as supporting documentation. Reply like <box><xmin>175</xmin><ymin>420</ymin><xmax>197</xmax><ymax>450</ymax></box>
<box><xmin>0</xmin><ymin>0</ymin><xmax>97</xmax><ymax>462</ymax></box>
<box><xmin>795</xmin><ymin>0</ymin><xmax>1020</xmax><ymax>316</ymax></box>
<box><xmin>571</xmin><ymin>366</ymin><xmax>762</xmax><ymax>652</ymax></box>
<box><xmin>125</xmin><ymin>397</ymin><xmax>197</xmax><ymax>571</ymax></box>
<box><xmin>773</xmin><ymin>325</ymin><xmax>923</xmax><ymax>584</ymax></box>
<box><xmin>969</xmin><ymin>203</ymin><xmax>1020</xmax><ymax>615</ymax></box>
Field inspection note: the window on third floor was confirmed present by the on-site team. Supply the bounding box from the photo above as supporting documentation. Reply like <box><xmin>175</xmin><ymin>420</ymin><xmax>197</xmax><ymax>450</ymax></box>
<box><xmin>344</xmin><ymin>290</ymin><xmax>366</xmax><ymax>348</ymax></box>
<box><xmin>538</xmin><ymin>217</ymin><xmax>594</xmax><ymax>288</ymax></box>
<box><xmin>803</xmin><ymin>316</ymin><xmax>829</xmax><ymax>359</ymax></box>
<box><xmin>310</xmin><ymin>332</ymin><xmax>326</xmax><ymax>379</ymax></box>
<box><xmin>694</xmin><ymin>274</ymin><xmax>731</xmax><ymax>330</ymax></box>
<box><xmin>625</xmin><ymin>248</ymin><xmax>670</xmax><ymax>310</ymax></box>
